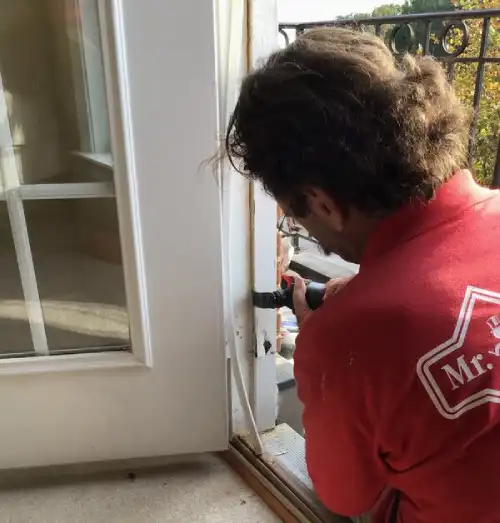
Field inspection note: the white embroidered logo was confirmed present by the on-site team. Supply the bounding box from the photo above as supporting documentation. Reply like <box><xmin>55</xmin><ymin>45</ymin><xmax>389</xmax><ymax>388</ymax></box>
<box><xmin>417</xmin><ymin>286</ymin><xmax>500</xmax><ymax>419</ymax></box>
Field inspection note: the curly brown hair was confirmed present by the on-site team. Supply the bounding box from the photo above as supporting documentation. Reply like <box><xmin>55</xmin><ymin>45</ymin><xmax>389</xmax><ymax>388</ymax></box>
<box><xmin>225</xmin><ymin>27</ymin><xmax>471</xmax><ymax>217</ymax></box>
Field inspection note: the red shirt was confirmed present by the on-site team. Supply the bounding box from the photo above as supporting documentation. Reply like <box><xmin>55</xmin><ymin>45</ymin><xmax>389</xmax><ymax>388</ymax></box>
<box><xmin>294</xmin><ymin>170</ymin><xmax>500</xmax><ymax>523</ymax></box>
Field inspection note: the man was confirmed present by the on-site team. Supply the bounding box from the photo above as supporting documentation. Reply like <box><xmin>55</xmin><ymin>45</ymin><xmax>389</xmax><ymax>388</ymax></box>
<box><xmin>225</xmin><ymin>27</ymin><xmax>500</xmax><ymax>523</ymax></box>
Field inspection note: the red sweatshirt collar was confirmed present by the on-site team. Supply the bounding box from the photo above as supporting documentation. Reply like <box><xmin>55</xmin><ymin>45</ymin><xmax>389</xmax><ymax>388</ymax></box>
<box><xmin>361</xmin><ymin>170</ymin><xmax>495</xmax><ymax>266</ymax></box>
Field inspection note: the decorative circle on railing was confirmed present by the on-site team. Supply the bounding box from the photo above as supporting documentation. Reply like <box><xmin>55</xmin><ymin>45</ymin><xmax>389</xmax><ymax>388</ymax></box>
<box><xmin>279</xmin><ymin>27</ymin><xmax>290</xmax><ymax>47</ymax></box>
<box><xmin>389</xmin><ymin>23</ymin><xmax>415</xmax><ymax>55</ymax></box>
<box><xmin>439</xmin><ymin>21</ymin><xmax>469</xmax><ymax>58</ymax></box>
<box><xmin>389</xmin><ymin>23</ymin><xmax>415</xmax><ymax>56</ymax></box>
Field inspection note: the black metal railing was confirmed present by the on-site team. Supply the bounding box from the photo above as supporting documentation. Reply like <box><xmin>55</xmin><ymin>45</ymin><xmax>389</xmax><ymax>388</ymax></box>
<box><xmin>278</xmin><ymin>8</ymin><xmax>500</xmax><ymax>252</ymax></box>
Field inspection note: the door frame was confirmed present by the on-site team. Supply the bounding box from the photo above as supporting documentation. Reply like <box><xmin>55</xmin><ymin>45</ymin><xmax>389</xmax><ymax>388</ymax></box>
<box><xmin>249</xmin><ymin>0</ymin><xmax>280</xmax><ymax>433</ymax></box>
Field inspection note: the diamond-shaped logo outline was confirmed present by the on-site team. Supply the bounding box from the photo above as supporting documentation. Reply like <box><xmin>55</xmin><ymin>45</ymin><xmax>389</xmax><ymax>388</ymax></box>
<box><xmin>416</xmin><ymin>286</ymin><xmax>500</xmax><ymax>419</ymax></box>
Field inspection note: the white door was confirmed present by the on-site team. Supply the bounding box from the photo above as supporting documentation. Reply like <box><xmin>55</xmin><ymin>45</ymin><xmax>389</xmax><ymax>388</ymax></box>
<box><xmin>0</xmin><ymin>0</ymin><xmax>228</xmax><ymax>469</ymax></box>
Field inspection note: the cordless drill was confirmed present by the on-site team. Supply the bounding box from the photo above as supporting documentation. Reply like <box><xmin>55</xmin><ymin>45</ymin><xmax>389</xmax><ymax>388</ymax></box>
<box><xmin>253</xmin><ymin>279</ymin><xmax>326</xmax><ymax>313</ymax></box>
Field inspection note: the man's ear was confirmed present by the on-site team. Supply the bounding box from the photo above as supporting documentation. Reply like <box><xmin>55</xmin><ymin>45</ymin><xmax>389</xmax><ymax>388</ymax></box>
<box><xmin>305</xmin><ymin>187</ymin><xmax>344</xmax><ymax>232</ymax></box>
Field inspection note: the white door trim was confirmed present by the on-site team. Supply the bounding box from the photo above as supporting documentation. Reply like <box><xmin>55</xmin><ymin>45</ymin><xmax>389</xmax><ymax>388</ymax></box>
<box><xmin>98</xmin><ymin>0</ymin><xmax>152</xmax><ymax>366</ymax></box>
<box><xmin>249</xmin><ymin>0</ymin><xmax>280</xmax><ymax>432</ymax></box>
<box><xmin>0</xmin><ymin>351</ymin><xmax>141</xmax><ymax>376</ymax></box>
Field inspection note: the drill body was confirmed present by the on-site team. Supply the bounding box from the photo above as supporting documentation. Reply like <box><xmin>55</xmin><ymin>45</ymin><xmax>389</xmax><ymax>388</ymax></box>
<box><xmin>253</xmin><ymin>279</ymin><xmax>326</xmax><ymax>313</ymax></box>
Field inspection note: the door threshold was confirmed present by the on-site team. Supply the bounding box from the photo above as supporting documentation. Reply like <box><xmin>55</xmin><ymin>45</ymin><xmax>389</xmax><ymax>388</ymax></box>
<box><xmin>224</xmin><ymin>424</ymin><xmax>351</xmax><ymax>523</ymax></box>
<box><xmin>223</xmin><ymin>440</ymin><xmax>314</xmax><ymax>523</ymax></box>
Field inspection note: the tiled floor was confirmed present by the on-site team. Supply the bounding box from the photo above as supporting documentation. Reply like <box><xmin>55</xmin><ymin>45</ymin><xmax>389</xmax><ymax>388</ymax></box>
<box><xmin>0</xmin><ymin>454</ymin><xmax>280</xmax><ymax>523</ymax></box>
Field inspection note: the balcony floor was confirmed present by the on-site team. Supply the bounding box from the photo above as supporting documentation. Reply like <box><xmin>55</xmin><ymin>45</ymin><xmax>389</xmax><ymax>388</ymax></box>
<box><xmin>0</xmin><ymin>454</ymin><xmax>279</xmax><ymax>523</ymax></box>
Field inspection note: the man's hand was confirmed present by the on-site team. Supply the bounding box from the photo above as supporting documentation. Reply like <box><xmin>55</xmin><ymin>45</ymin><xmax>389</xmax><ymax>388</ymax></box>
<box><xmin>292</xmin><ymin>276</ymin><xmax>311</xmax><ymax>325</ymax></box>
<box><xmin>293</xmin><ymin>275</ymin><xmax>354</xmax><ymax>325</ymax></box>
<box><xmin>324</xmin><ymin>275</ymin><xmax>354</xmax><ymax>300</ymax></box>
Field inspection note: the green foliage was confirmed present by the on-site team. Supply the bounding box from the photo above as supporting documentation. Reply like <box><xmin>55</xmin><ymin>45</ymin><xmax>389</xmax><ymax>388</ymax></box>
<box><xmin>372</xmin><ymin>4</ymin><xmax>404</xmax><ymax>16</ymax></box>
<box><xmin>448</xmin><ymin>0</ymin><xmax>500</xmax><ymax>184</ymax></box>
<box><xmin>402</xmin><ymin>0</ymin><xmax>455</xmax><ymax>14</ymax></box>
<box><xmin>401</xmin><ymin>0</ymin><xmax>499</xmax><ymax>183</ymax></box>
<box><xmin>336</xmin><ymin>3</ymin><xmax>402</xmax><ymax>21</ymax></box>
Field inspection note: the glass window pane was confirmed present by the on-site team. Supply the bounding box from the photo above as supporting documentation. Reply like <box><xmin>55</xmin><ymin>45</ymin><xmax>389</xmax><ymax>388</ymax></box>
<box><xmin>0</xmin><ymin>202</ymin><xmax>33</xmax><ymax>355</ymax></box>
<box><xmin>0</xmin><ymin>1</ymin><xmax>130</xmax><ymax>357</ymax></box>
<box><xmin>25</xmin><ymin>199</ymin><xmax>129</xmax><ymax>353</ymax></box>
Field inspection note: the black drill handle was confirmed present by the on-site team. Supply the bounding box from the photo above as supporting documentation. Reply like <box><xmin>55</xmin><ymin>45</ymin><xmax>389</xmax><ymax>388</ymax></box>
<box><xmin>301</xmin><ymin>281</ymin><xmax>327</xmax><ymax>311</ymax></box>
<box><xmin>252</xmin><ymin>281</ymin><xmax>326</xmax><ymax>312</ymax></box>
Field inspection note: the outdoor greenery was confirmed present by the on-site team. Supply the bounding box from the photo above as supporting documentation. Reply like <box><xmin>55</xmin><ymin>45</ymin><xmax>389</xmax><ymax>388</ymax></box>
<box><xmin>338</xmin><ymin>0</ymin><xmax>499</xmax><ymax>184</ymax></box>
<box><xmin>450</xmin><ymin>0</ymin><xmax>499</xmax><ymax>184</ymax></box>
